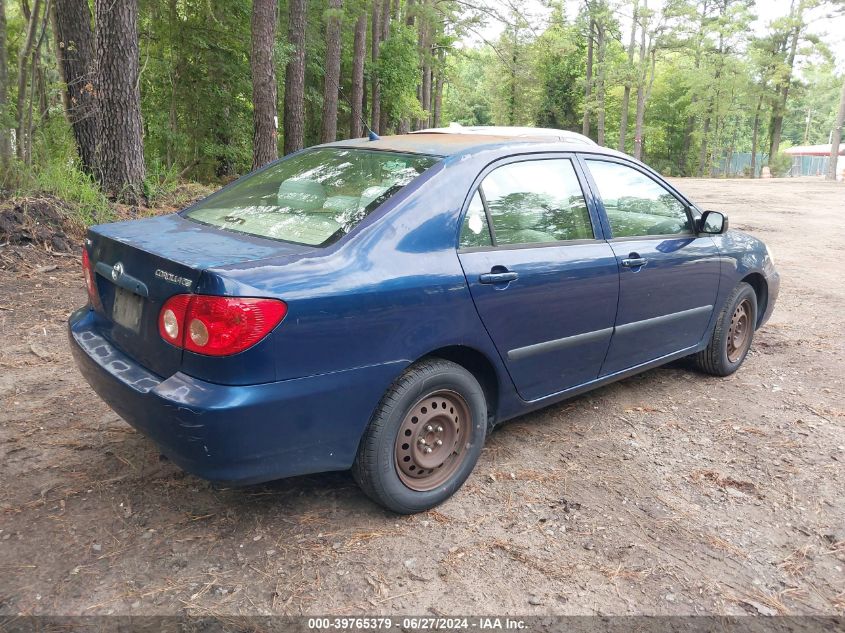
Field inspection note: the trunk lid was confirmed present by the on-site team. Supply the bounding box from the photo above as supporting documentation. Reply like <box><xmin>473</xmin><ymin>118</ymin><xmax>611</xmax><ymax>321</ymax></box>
<box><xmin>86</xmin><ymin>213</ymin><xmax>311</xmax><ymax>378</ymax></box>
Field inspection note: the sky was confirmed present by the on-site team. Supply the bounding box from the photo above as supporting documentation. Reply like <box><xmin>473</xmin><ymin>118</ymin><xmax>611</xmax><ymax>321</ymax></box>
<box><xmin>463</xmin><ymin>0</ymin><xmax>845</xmax><ymax>71</ymax></box>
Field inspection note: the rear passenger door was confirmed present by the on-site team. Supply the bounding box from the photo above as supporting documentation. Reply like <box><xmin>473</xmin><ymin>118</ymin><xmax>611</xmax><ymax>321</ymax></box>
<box><xmin>581</xmin><ymin>157</ymin><xmax>721</xmax><ymax>375</ymax></box>
<box><xmin>457</xmin><ymin>156</ymin><xmax>620</xmax><ymax>402</ymax></box>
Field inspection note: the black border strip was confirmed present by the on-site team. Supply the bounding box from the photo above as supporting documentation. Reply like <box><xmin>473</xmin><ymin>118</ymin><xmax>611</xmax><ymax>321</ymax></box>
<box><xmin>615</xmin><ymin>305</ymin><xmax>713</xmax><ymax>335</ymax></box>
<box><xmin>507</xmin><ymin>327</ymin><xmax>614</xmax><ymax>361</ymax></box>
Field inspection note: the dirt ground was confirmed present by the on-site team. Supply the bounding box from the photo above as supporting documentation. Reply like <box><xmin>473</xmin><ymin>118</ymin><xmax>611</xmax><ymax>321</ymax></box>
<box><xmin>1</xmin><ymin>177</ymin><xmax>843</xmax><ymax>617</ymax></box>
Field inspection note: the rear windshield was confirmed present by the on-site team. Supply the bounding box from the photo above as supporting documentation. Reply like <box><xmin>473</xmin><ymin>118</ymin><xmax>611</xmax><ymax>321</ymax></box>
<box><xmin>184</xmin><ymin>148</ymin><xmax>440</xmax><ymax>246</ymax></box>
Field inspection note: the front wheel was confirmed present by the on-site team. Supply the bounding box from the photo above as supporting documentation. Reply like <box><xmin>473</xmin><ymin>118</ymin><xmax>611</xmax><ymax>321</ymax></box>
<box><xmin>694</xmin><ymin>282</ymin><xmax>758</xmax><ymax>376</ymax></box>
<box><xmin>352</xmin><ymin>358</ymin><xmax>487</xmax><ymax>514</ymax></box>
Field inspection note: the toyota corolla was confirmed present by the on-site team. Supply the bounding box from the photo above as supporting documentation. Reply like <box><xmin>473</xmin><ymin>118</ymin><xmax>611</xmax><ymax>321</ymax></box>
<box><xmin>69</xmin><ymin>132</ymin><xmax>780</xmax><ymax>514</ymax></box>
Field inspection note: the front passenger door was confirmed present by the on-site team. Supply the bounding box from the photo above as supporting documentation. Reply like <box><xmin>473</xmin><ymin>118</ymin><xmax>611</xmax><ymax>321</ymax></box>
<box><xmin>583</xmin><ymin>158</ymin><xmax>721</xmax><ymax>375</ymax></box>
<box><xmin>457</xmin><ymin>157</ymin><xmax>619</xmax><ymax>401</ymax></box>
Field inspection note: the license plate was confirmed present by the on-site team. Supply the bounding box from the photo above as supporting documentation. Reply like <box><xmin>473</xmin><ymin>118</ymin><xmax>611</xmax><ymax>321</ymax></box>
<box><xmin>112</xmin><ymin>287</ymin><xmax>143</xmax><ymax>332</ymax></box>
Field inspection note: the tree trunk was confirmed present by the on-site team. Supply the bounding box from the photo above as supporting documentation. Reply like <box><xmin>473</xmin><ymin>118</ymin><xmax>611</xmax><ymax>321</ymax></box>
<box><xmin>618</xmin><ymin>0</ymin><xmax>638</xmax><ymax>152</ymax></box>
<box><xmin>633</xmin><ymin>47</ymin><xmax>655</xmax><ymax>161</ymax></box>
<box><xmin>0</xmin><ymin>0</ymin><xmax>9</xmax><ymax>166</ymax></box>
<box><xmin>433</xmin><ymin>53</ymin><xmax>443</xmax><ymax>128</ymax></box>
<box><xmin>166</xmin><ymin>0</ymin><xmax>178</xmax><ymax>169</ymax></box>
<box><xmin>26</xmin><ymin>5</ymin><xmax>49</xmax><ymax>166</ymax></box>
<box><xmin>15</xmin><ymin>0</ymin><xmax>42</xmax><ymax>160</ymax></box>
<box><xmin>750</xmin><ymin>93</ymin><xmax>763</xmax><ymax>178</ymax></box>
<box><xmin>378</xmin><ymin>0</ymin><xmax>391</xmax><ymax>131</ymax></box>
<box><xmin>251</xmin><ymin>0</ymin><xmax>278</xmax><ymax>168</ymax></box>
<box><xmin>826</xmin><ymin>76</ymin><xmax>845</xmax><ymax>181</ymax></box>
<box><xmin>350</xmin><ymin>12</ymin><xmax>366</xmax><ymax>138</ymax></box>
<box><xmin>697</xmin><ymin>115</ymin><xmax>711</xmax><ymax>177</ymax></box>
<box><xmin>724</xmin><ymin>117</ymin><xmax>736</xmax><ymax>177</ymax></box>
<box><xmin>582</xmin><ymin>18</ymin><xmax>593</xmax><ymax>138</ymax></box>
<box><xmin>421</xmin><ymin>43</ymin><xmax>431</xmax><ymax>128</ymax></box>
<box><xmin>320</xmin><ymin>0</ymin><xmax>343</xmax><ymax>143</ymax></box>
<box><xmin>769</xmin><ymin>16</ymin><xmax>800</xmax><ymax>159</ymax></box>
<box><xmin>283</xmin><ymin>0</ymin><xmax>307</xmax><ymax>154</ymax></box>
<box><xmin>595</xmin><ymin>22</ymin><xmax>606</xmax><ymax>146</ymax></box>
<box><xmin>632</xmin><ymin>4</ymin><xmax>650</xmax><ymax>161</ymax></box>
<box><xmin>680</xmin><ymin>0</ymin><xmax>707</xmax><ymax>174</ymax></box>
<box><xmin>380</xmin><ymin>0</ymin><xmax>390</xmax><ymax>41</ymax></box>
<box><xmin>370</xmin><ymin>0</ymin><xmax>381</xmax><ymax>134</ymax></box>
<box><xmin>509</xmin><ymin>39</ymin><xmax>517</xmax><ymax>126</ymax></box>
<box><xmin>53</xmin><ymin>0</ymin><xmax>97</xmax><ymax>173</ymax></box>
<box><xmin>94</xmin><ymin>0</ymin><xmax>145</xmax><ymax>203</ymax></box>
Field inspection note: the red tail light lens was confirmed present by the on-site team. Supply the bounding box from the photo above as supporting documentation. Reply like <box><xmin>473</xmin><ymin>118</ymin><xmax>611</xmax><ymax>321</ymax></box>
<box><xmin>158</xmin><ymin>294</ymin><xmax>192</xmax><ymax>345</ymax></box>
<box><xmin>158</xmin><ymin>295</ymin><xmax>287</xmax><ymax>356</ymax></box>
<box><xmin>81</xmin><ymin>249</ymin><xmax>102</xmax><ymax>310</ymax></box>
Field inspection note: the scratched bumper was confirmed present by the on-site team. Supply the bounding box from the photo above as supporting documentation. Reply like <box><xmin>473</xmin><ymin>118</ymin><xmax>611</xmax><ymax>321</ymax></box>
<box><xmin>68</xmin><ymin>307</ymin><xmax>400</xmax><ymax>485</ymax></box>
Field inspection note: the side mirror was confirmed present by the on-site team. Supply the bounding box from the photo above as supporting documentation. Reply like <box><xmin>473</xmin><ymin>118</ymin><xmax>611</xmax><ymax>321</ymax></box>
<box><xmin>698</xmin><ymin>210</ymin><xmax>728</xmax><ymax>235</ymax></box>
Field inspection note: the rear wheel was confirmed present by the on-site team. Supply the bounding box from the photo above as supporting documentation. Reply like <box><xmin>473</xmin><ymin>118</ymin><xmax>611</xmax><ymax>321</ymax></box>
<box><xmin>352</xmin><ymin>358</ymin><xmax>487</xmax><ymax>514</ymax></box>
<box><xmin>694</xmin><ymin>282</ymin><xmax>757</xmax><ymax>376</ymax></box>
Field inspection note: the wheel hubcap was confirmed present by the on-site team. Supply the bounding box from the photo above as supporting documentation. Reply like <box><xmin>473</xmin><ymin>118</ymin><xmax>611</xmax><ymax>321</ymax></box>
<box><xmin>727</xmin><ymin>299</ymin><xmax>752</xmax><ymax>363</ymax></box>
<box><xmin>394</xmin><ymin>390</ymin><xmax>471</xmax><ymax>491</ymax></box>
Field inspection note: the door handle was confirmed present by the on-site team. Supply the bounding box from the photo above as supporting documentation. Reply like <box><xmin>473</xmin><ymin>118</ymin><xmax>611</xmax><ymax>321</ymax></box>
<box><xmin>621</xmin><ymin>256</ymin><xmax>647</xmax><ymax>268</ymax></box>
<box><xmin>479</xmin><ymin>271</ymin><xmax>518</xmax><ymax>284</ymax></box>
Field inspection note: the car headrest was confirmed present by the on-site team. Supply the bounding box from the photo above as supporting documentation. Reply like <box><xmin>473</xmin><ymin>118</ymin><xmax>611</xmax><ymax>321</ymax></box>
<box><xmin>322</xmin><ymin>195</ymin><xmax>360</xmax><ymax>215</ymax></box>
<box><xmin>359</xmin><ymin>185</ymin><xmax>389</xmax><ymax>210</ymax></box>
<box><xmin>277</xmin><ymin>178</ymin><xmax>326</xmax><ymax>211</ymax></box>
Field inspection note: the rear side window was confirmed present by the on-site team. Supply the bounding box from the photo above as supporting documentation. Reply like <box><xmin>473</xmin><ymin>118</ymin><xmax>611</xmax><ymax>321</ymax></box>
<box><xmin>585</xmin><ymin>160</ymin><xmax>692</xmax><ymax>238</ymax></box>
<box><xmin>459</xmin><ymin>192</ymin><xmax>493</xmax><ymax>248</ymax></box>
<box><xmin>185</xmin><ymin>148</ymin><xmax>439</xmax><ymax>246</ymax></box>
<box><xmin>477</xmin><ymin>159</ymin><xmax>593</xmax><ymax>246</ymax></box>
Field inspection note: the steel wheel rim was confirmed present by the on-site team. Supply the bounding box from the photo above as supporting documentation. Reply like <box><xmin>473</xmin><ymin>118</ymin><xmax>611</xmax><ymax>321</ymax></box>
<box><xmin>727</xmin><ymin>298</ymin><xmax>752</xmax><ymax>363</ymax></box>
<box><xmin>394</xmin><ymin>390</ymin><xmax>472</xmax><ymax>492</ymax></box>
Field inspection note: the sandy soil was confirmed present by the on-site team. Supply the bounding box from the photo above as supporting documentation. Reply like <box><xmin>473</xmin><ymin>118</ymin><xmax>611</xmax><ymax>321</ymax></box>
<box><xmin>1</xmin><ymin>177</ymin><xmax>843</xmax><ymax>617</ymax></box>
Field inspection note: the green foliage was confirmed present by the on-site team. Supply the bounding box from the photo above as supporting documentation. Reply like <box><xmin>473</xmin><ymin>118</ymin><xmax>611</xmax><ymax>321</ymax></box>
<box><xmin>486</xmin><ymin>15</ymin><xmax>539</xmax><ymax>127</ymax></box>
<box><xmin>139</xmin><ymin>0</ymin><xmax>253</xmax><ymax>181</ymax></box>
<box><xmin>441</xmin><ymin>49</ymin><xmax>494</xmax><ymax>126</ymax></box>
<box><xmin>378</xmin><ymin>25</ymin><xmax>427</xmax><ymax>125</ymax></box>
<box><xmin>142</xmin><ymin>158</ymin><xmax>182</xmax><ymax>207</ymax></box>
<box><xmin>441</xmin><ymin>0</ymin><xmax>842</xmax><ymax>180</ymax></box>
<box><xmin>4</xmin><ymin>0</ymin><xmax>843</xmax><ymax>230</ymax></box>
<box><xmin>768</xmin><ymin>152</ymin><xmax>793</xmax><ymax>177</ymax></box>
<box><xmin>33</xmin><ymin>160</ymin><xmax>112</xmax><ymax>224</ymax></box>
<box><xmin>2</xmin><ymin>116</ymin><xmax>111</xmax><ymax>223</ymax></box>
<box><xmin>534</xmin><ymin>20</ymin><xmax>586</xmax><ymax>131</ymax></box>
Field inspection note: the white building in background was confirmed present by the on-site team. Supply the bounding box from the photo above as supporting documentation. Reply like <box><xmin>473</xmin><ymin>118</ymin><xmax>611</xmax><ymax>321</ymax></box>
<box><xmin>783</xmin><ymin>144</ymin><xmax>845</xmax><ymax>180</ymax></box>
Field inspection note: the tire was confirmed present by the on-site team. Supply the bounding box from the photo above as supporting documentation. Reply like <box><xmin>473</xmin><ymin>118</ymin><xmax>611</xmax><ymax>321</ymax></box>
<box><xmin>694</xmin><ymin>282</ymin><xmax>758</xmax><ymax>377</ymax></box>
<box><xmin>352</xmin><ymin>358</ymin><xmax>487</xmax><ymax>514</ymax></box>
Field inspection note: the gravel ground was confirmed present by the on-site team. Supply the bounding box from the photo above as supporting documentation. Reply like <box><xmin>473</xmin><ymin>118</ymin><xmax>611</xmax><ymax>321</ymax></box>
<box><xmin>1</xmin><ymin>177</ymin><xmax>843</xmax><ymax>617</ymax></box>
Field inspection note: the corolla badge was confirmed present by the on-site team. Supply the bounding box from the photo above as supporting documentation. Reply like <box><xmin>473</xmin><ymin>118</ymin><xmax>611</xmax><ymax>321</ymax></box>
<box><xmin>111</xmin><ymin>262</ymin><xmax>124</xmax><ymax>282</ymax></box>
<box><xmin>155</xmin><ymin>269</ymin><xmax>193</xmax><ymax>288</ymax></box>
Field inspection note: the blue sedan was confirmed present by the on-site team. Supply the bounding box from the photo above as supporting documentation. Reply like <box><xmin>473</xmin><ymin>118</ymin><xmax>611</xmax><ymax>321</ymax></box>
<box><xmin>69</xmin><ymin>132</ymin><xmax>780</xmax><ymax>513</ymax></box>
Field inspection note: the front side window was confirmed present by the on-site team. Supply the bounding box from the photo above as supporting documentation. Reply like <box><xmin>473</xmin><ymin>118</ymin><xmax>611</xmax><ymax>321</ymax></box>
<box><xmin>480</xmin><ymin>159</ymin><xmax>593</xmax><ymax>246</ymax></box>
<box><xmin>585</xmin><ymin>160</ymin><xmax>692</xmax><ymax>238</ymax></box>
<box><xmin>185</xmin><ymin>148</ymin><xmax>439</xmax><ymax>246</ymax></box>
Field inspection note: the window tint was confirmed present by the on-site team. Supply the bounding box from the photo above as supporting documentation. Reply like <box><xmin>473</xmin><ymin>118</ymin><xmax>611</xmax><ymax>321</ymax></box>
<box><xmin>482</xmin><ymin>159</ymin><xmax>593</xmax><ymax>245</ymax></box>
<box><xmin>585</xmin><ymin>160</ymin><xmax>692</xmax><ymax>238</ymax></box>
<box><xmin>185</xmin><ymin>148</ymin><xmax>438</xmax><ymax>246</ymax></box>
<box><xmin>459</xmin><ymin>192</ymin><xmax>493</xmax><ymax>248</ymax></box>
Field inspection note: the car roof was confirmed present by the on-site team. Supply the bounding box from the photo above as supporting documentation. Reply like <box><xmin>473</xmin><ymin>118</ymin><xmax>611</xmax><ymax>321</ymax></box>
<box><xmin>328</xmin><ymin>132</ymin><xmax>621</xmax><ymax>159</ymax></box>
<box><xmin>412</xmin><ymin>124</ymin><xmax>597</xmax><ymax>146</ymax></box>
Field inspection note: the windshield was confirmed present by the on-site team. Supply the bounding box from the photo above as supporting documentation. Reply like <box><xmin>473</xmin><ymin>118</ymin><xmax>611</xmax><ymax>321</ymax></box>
<box><xmin>184</xmin><ymin>148</ymin><xmax>440</xmax><ymax>246</ymax></box>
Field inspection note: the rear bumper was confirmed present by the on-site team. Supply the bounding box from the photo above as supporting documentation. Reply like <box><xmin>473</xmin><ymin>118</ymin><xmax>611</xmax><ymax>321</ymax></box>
<box><xmin>68</xmin><ymin>307</ymin><xmax>404</xmax><ymax>485</ymax></box>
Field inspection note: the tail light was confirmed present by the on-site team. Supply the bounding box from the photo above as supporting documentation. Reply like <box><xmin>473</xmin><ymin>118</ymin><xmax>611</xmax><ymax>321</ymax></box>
<box><xmin>158</xmin><ymin>295</ymin><xmax>287</xmax><ymax>356</ymax></box>
<box><xmin>81</xmin><ymin>249</ymin><xmax>103</xmax><ymax>310</ymax></box>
